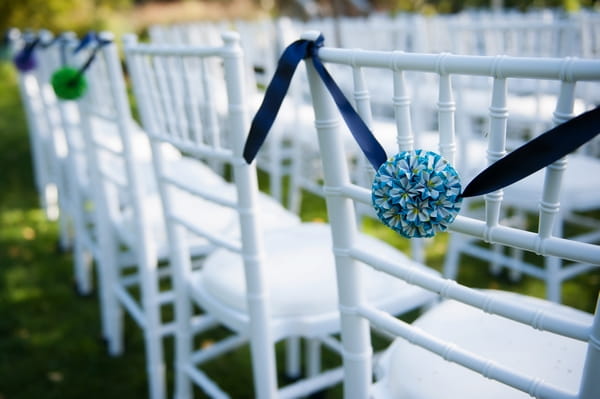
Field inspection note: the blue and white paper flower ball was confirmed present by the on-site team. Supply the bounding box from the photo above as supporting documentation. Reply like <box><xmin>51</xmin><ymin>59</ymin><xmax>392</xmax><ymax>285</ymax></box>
<box><xmin>371</xmin><ymin>150</ymin><xmax>462</xmax><ymax>238</ymax></box>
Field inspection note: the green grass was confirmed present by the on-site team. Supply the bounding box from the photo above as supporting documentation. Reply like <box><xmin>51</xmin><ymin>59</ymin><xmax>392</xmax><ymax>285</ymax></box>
<box><xmin>0</xmin><ymin>59</ymin><xmax>598</xmax><ymax>399</ymax></box>
<box><xmin>0</xmin><ymin>62</ymin><xmax>149</xmax><ymax>398</ymax></box>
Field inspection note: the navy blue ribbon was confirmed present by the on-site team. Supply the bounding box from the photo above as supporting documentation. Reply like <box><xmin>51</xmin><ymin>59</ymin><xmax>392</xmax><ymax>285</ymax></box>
<box><xmin>462</xmin><ymin>105</ymin><xmax>600</xmax><ymax>197</ymax></box>
<box><xmin>243</xmin><ymin>34</ymin><xmax>387</xmax><ymax>170</ymax></box>
<box><xmin>244</xmin><ymin>34</ymin><xmax>600</xmax><ymax>198</ymax></box>
<box><xmin>13</xmin><ymin>35</ymin><xmax>40</xmax><ymax>71</ymax></box>
<box><xmin>18</xmin><ymin>36</ymin><xmax>40</xmax><ymax>58</ymax></box>
<box><xmin>68</xmin><ymin>34</ymin><xmax>112</xmax><ymax>85</ymax></box>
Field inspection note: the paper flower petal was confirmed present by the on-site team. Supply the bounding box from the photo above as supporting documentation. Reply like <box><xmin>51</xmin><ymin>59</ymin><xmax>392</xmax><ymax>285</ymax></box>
<box><xmin>51</xmin><ymin>67</ymin><xmax>87</xmax><ymax>100</ymax></box>
<box><xmin>371</xmin><ymin>150</ymin><xmax>462</xmax><ymax>238</ymax></box>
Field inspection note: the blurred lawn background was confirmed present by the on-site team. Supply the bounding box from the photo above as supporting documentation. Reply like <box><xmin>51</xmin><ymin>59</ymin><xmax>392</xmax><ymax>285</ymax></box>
<box><xmin>1</xmin><ymin>1</ymin><xmax>600</xmax><ymax>398</ymax></box>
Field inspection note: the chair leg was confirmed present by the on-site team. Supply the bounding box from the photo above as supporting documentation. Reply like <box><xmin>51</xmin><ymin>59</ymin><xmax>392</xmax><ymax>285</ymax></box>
<box><xmin>249</xmin><ymin>335</ymin><xmax>278</xmax><ymax>399</ymax></box>
<box><xmin>442</xmin><ymin>232</ymin><xmax>462</xmax><ymax>280</ymax></box>
<box><xmin>174</xmin><ymin>293</ymin><xmax>193</xmax><ymax>399</ymax></box>
<box><xmin>340</xmin><ymin>313</ymin><xmax>372</xmax><ymax>398</ymax></box>
<box><xmin>508</xmin><ymin>246</ymin><xmax>524</xmax><ymax>282</ymax></box>
<box><xmin>71</xmin><ymin>196</ymin><xmax>93</xmax><ymax>295</ymax></box>
<box><xmin>104</xmin><ymin>289</ymin><xmax>124</xmax><ymax>355</ymax></box>
<box><xmin>287</xmin><ymin>140</ymin><xmax>303</xmax><ymax>214</ymax></box>
<box><xmin>410</xmin><ymin>238</ymin><xmax>425</xmax><ymax>265</ymax></box>
<box><xmin>56</xmin><ymin>207</ymin><xmax>72</xmax><ymax>252</ymax></box>
<box><xmin>545</xmin><ymin>255</ymin><xmax>562</xmax><ymax>303</ymax></box>
<box><xmin>136</xmin><ymin>248</ymin><xmax>166</xmax><ymax>399</ymax></box>
<box><xmin>73</xmin><ymin>240</ymin><xmax>93</xmax><ymax>296</ymax></box>
<box><xmin>285</xmin><ymin>337</ymin><xmax>302</xmax><ymax>380</ymax></box>
<box><xmin>246</xmin><ymin>299</ymin><xmax>278</xmax><ymax>398</ymax></box>
<box><xmin>268</xmin><ymin>138</ymin><xmax>283</xmax><ymax>203</ymax></box>
<box><xmin>489</xmin><ymin>243</ymin><xmax>504</xmax><ymax>276</ymax></box>
<box><xmin>546</xmin><ymin>216</ymin><xmax>566</xmax><ymax>303</ymax></box>
<box><xmin>56</xmin><ymin>166</ymin><xmax>74</xmax><ymax>252</ymax></box>
<box><xmin>95</xmin><ymin>262</ymin><xmax>112</xmax><ymax>344</ymax></box>
<box><xmin>98</xmin><ymin>235</ymin><xmax>124</xmax><ymax>355</ymax></box>
<box><xmin>43</xmin><ymin>183</ymin><xmax>60</xmax><ymax>221</ymax></box>
<box><xmin>145</xmin><ymin>329</ymin><xmax>166</xmax><ymax>399</ymax></box>
<box><xmin>138</xmin><ymin>258</ymin><xmax>166</xmax><ymax>399</ymax></box>
<box><xmin>172</xmin><ymin>225</ymin><xmax>195</xmax><ymax>399</ymax></box>
<box><xmin>305</xmin><ymin>338</ymin><xmax>321</xmax><ymax>378</ymax></box>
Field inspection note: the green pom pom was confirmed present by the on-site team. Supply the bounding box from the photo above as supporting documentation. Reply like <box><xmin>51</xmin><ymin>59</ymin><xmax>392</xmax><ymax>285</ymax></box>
<box><xmin>51</xmin><ymin>67</ymin><xmax>87</xmax><ymax>100</ymax></box>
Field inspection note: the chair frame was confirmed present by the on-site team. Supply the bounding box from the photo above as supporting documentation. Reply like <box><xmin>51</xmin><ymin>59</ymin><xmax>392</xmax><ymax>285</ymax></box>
<box><xmin>124</xmin><ymin>31</ymin><xmax>317</xmax><ymax>399</ymax></box>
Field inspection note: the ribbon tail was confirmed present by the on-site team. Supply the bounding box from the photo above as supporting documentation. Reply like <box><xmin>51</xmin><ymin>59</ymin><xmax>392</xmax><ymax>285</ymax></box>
<box><xmin>462</xmin><ymin>106</ymin><xmax>600</xmax><ymax>197</ymax></box>
<box><xmin>310</xmin><ymin>55</ymin><xmax>387</xmax><ymax>170</ymax></box>
<box><xmin>243</xmin><ymin>39</ymin><xmax>311</xmax><ymax>164</ymax></box>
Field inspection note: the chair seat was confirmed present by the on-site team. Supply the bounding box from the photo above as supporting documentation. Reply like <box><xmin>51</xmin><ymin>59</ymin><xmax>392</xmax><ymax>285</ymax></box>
<box><xmin>193</xmin><ymin>222</ymin><xmax>438</xmax><ymax>321</ymax></box>
<box><xmin>373</xmin><ymin>290</ymin><xmax>592</xmax><ymax>399</ymax></box>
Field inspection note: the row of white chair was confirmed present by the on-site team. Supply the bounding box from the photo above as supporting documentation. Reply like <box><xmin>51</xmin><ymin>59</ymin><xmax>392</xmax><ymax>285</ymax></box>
<box><xmin>13</xmin><ymin>26</ymin><xmax>600</xmax><ymax>399</ymax></box>
<box><xmin>13</xmin><ymin>29</ymin><xmax>437</xmax><ymax>399</ymax></box>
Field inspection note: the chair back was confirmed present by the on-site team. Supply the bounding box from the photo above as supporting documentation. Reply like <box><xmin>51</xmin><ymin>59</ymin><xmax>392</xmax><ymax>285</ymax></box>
<box><xmin>124</xmin><ymin>32</ymin><xmax>278</xmax><ymax>397</ymax></box>
<box><xmin>33</xmin><ymin>31</ymin><xmax>82</xmax><ymax>251</ymax></box>
<box><xmin>300</xmin><ymin>30</ymin><xmax>600</xmax><ymax>399</ymax></box>
<box><xmin>14</xmin><ymin>31</ymin><xmax>58</xmax><ymax>217</ymax></box>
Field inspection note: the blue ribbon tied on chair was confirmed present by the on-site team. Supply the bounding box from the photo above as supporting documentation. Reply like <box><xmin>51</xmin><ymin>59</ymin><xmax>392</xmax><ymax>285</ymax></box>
<box><xmin>13</xmin><ymin>36</ymin><xmax>40</xmax><ymax>72</ymax></box>
<box><xmin>243</xmin><ymin>34</ymin><xmax>600</xmax><ymax>239</ymax></box>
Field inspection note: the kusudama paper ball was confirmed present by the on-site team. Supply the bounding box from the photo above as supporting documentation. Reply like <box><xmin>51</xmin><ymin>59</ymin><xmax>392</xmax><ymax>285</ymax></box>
<box><xmin>13</xmin><ymin>50</ymin><xmax>36</xmax><ymax>72</ymax></box>
<box><xmin>51</xmin><ymin>67</ymin><xmax>87</xmax><ymax>100</ymax></box>
<box><xmin>371</xmin><ymin>149</ymin><xmax>462</xmax><ymax>238</ymax></box>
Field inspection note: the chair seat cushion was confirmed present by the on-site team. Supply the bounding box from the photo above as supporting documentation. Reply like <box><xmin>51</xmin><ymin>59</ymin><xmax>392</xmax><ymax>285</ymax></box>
<box><xmin>374</xmin><ymin>290</ymin><xmax>592</xmax><ymax>399</ymax></box>
<box><xmin>194</xmin><ymin>222</ymin><xmax>438</xmax><ymax>318</ymax></box>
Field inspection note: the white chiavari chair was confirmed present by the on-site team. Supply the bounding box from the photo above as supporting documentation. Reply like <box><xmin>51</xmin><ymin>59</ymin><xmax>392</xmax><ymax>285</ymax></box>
<box><xmin>18</xmin><ymin>31</ymin><xmax>74</xmax><ymax>252</ymax></box>
<box><xmin>124</xmin><ymin>31</ymin><xmax>439</xmax><ymax>399</ymax></box>
<box><xmin>13</xmin><ymin>31</ymin><xmax>58</xmax><ymax>221</ymax></box>
<box><xmin>32</xmin><ymin>30</ymin><xmax>98</xmax><ymax>295</ymax></box>
<box><xmin>301</xmin><ymin>29</ymin><xmax>600</xmax><ymax>398</ymax></box>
